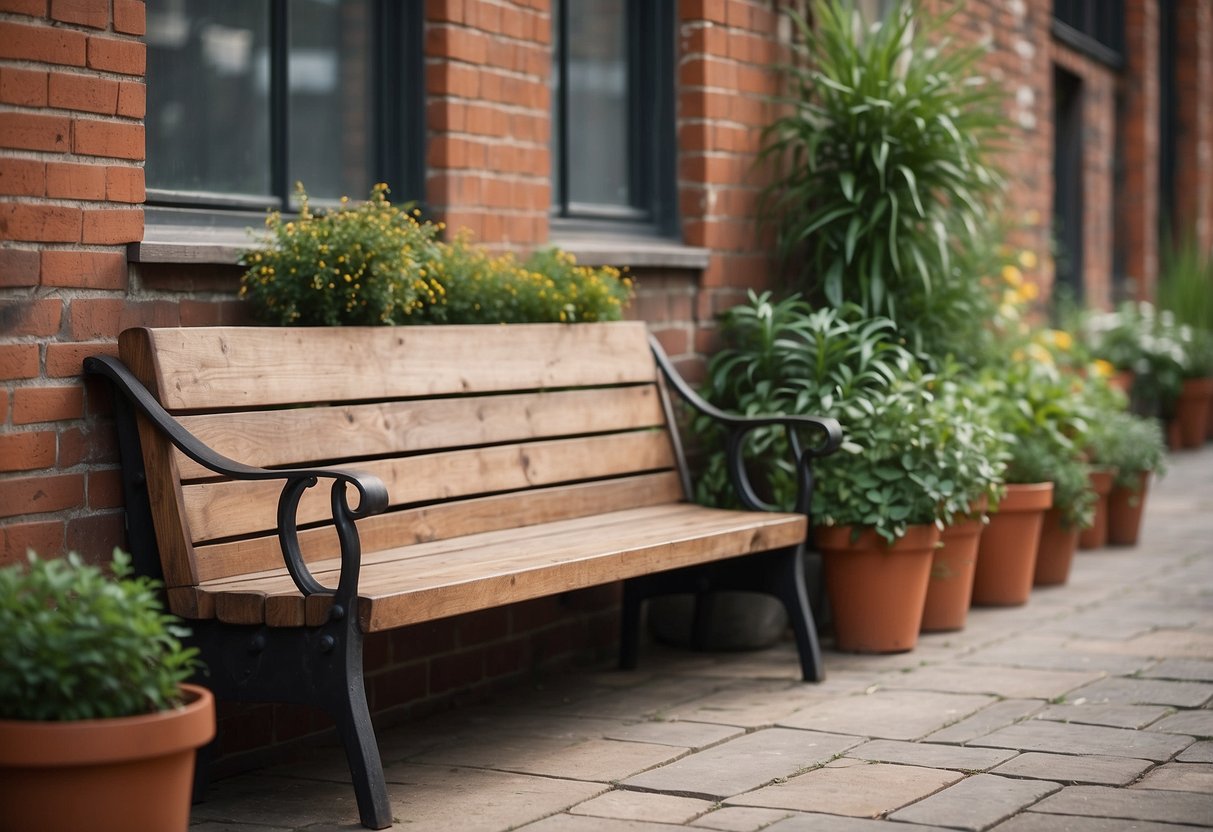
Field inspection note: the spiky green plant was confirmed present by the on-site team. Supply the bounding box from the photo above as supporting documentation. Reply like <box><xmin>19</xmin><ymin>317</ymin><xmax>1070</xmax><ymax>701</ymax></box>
<box><xmin>758</xmin><ymin>0</ymin><xmax>1006</xmax><ymax>338</ymax></box>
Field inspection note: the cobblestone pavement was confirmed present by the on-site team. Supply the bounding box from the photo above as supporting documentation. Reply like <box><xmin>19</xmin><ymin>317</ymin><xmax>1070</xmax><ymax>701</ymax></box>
<box><xmin>191</xmin><ymin>446</ymin><xmax>1213</xmax><ymax>832</ymax></box>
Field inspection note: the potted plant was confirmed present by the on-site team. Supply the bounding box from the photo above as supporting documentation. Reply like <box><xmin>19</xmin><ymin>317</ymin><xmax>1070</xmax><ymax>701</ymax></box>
<box><xmin>1090</xmin><ymin>411</ymin><xmax>1168</xmax><ymax>546</ymax></box>
<box><xmin>0</xmin><ymin>550</ymin><xmax>213</xmax><ymax>832</ymax></box>
<box><xmin>919</xmin><ymin>372</ymin><xmax>1009</xmax><ymax>632</ymax></box>
<box><xmin>1157</xmin><ymin>233</ymin><xmax>1213</xmax><ymax>443</ymax></box>
<box><xmin>970</xmin><ymin>357</ymin><xmax>1094</xmax><ymax>603</ymax></box>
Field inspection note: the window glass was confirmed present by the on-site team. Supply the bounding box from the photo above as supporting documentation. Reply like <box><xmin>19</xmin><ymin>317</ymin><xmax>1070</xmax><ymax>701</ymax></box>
<box><xmin>564</xmin><ymin>0</ymin><xmax>629</xmax><ymax>210</ymax></box>
<box><xmin>288</xmin><ymin>0</ymin><xmax>374</xmax><ymax>200</ymax></box>
<box><xmin>146</xmin><ymin>0</ymin><xmax>271</xmax><ymax>198</ymax></box>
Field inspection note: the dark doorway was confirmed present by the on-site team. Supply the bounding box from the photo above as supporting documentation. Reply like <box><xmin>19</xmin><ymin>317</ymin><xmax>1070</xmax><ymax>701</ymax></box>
<box><xmin>1053</xmin><ymin>66</ymin><xmax>1085</xmax><ymax>302</ymax></box>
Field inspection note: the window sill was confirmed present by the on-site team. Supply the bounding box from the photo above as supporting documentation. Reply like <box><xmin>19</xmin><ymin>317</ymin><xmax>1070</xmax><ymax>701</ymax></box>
<box><xmin>130</xmin><ymin>223</ymin><xmax>254</xmax><ymax>265</ymax></box>
<box><xmin>548</xmin><ymin>234</ymin><xmax>710</xmax><ymax>271</ymax></box>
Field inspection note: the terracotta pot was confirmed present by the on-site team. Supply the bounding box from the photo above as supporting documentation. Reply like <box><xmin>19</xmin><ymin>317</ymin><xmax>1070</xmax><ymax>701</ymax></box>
<box><xmin>0</xmin><ymin>683</ymin><xmax>215</xmax><ymax>832</ymax></box>
<box><xmin>1107</xmin><ymin>470</ymin><xmax>1151</xmax><ymax>546</ymax></box>
<box><xmin>1175</xmin><ymin>377</ymin><xmax>1213</xmax><ymax>448</ymax></box>
<box><xmin>817</xmin><ymin>524</ymin><xmax>940</xmax><ymax>653</ymax></box>
<box><xmin>1034</xmin><ymin>507</ymin><xmax>1080</xmax><ymax>586</ymax></box>
<box><xmin>972</xmin><ymin>482</ymin><xmax>1053</xmax><ymax>606</ymax></box>
<box><xmin>1166</xmin><ymin>417</ymin><xmax>1183</xmax><ymax>451</ymax></box>
<box><xmin>1208</xmin><ymin>388</ymin><xmax>1213</xmax><ymax>440</ymax></box>
<box><xmin>921</xmin><ymin>500</ymin><xmax>987</xmax><ymax>633</ymax></box>
<box><xmin>1078</xmin><ymin>467</ymin><xmax>1116</xmax><ymax>550</ymax></box>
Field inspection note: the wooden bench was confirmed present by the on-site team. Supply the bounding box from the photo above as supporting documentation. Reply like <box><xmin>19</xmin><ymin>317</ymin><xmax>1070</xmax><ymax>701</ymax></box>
<box><xmin>86</xmin><ymin>322</ymin><xmax>840</xmax><ymax>829</ymax></box>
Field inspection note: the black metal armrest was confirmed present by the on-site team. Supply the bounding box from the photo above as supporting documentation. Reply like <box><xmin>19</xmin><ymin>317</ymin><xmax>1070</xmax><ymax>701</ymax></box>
<box><xmin>648</xmin><ymin>335</ymin><xmax>843</xmax><ymax>515</ymax></box>
<box><xmin>84</xmin><ymin>355</ymin><xmax>388</xmax><ymax>605</ymax></box>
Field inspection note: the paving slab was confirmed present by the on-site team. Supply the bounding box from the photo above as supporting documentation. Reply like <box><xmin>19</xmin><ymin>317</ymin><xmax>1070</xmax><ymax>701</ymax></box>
<box><xmin>520</xmin><ymin>815</ymin><xmax>690</xmax><ymax>831</ymax></box>
<box><xmin>888</xmin><ymin>773</ymin><xmax>1060</xmax><ymax>831</ymax></box>
<box><xmin>1147</xmin><ymin>709</ymin><xmax>1213</xmax><ymax>737</ymax></box>
<box><xmin>191</xmin><ymin>775</ymin><xmax>365</xmax><ymax>828</ymax></box>
<box><xmin>1131</xmin><ymin>762</ymin><xmax>1213</xmax><ymax>793</ymax></box>
<box><xmin>689</xmin><ymin>807</ymin><xmax>796</xmax><ymax>831</ymax></box>
<box><xmin>569</xmin><ymin>790</ymin><xmax>715</xmax><ymax>824</ymax></box>
<box><xmin>189</xmin><ymin>823</ymin><xmax>294</xmax><ymax>832</ymax></box>
<box><xmin>959</xmin><ymin>637</ymin><xmax>1152</xmax><ymax>677</ymax></box>
<box><xmin>924</xmin><ymin>699</ymin><xmax>1046</xmax><ymax>744</ymax></box>
<box><xmin>603</xmin><ymin>720</ymin><xmax>744</xmax><ymax>749</ymax></box>
<box><xmin>1034</xmin><ymin>702</ymin><xmax>1172</xmax><ymax>729</ymax></box>
<box><xmin>844</xmin><ymin>739</ymin><xmax>1016</xmax><ymax>771</ymax></box>
<box><xmin>412</xmin><ymin>734</ymin><xmax>688</xmax><ymax>782</ymax></box>
<box><xmin>726</xmin><ymin>758</ymin><xmax>961</xmax><ymax>817</ymax></box>
<box><xmin>1086</xmin><ymin>629</ymin><xmax>1213</xmax><ymax>660</ymax></box>
<box><xmin>1031</xmin><ymin>784</ymin><xmax>1213</xmax><ymax>826</ymax></box>
<box><xmin>669</xmin><ymin>679</ymin><xmax>837</xmax><ymax>728</ymax></box>
<box><xmin>877</xmin><ymin>664</ymin><xmax>1104</xmax><ymax>700</ymax></box>
<box><xmin>777</xmin><ymin>690</ymin><xmax>995</xmax><ymax>740</ymax></box>
<box><xmin>989</xmin><ymin>751</ymin><xmax>1153</xmax><ymax>786</ymax></box>
<box><xmin>622</xmin><ymin>728</ymin><xmax>862</xmax><ymax>800</ymax></box>
<box><xmin>969</xmin><ymin>719</ymin><xmax>1194</xmax><ymax>761</ymax></box>
<box><xmin>1063</xmin><ymin>676</ymin><xmax>1213</xmax><ymax>707</ymax></box>
<box><xmin>1178</xmin><ymin>740</ymin><xmax>1213</xmax><ymax>762</ymax></box>
<box><xmin>993</xmin><ymin>814</ymin><xmax>1210</xmax><ymax>832</ymax></box>
<box><xmin>765</xmin><ymin>813</ymin><xmax>955</xmax><ymax>831</ymax></box>
<box><xmin>1141</xmin><ymin>658</ymin><xmax>1213</xmax><ymax>681</ymax></box>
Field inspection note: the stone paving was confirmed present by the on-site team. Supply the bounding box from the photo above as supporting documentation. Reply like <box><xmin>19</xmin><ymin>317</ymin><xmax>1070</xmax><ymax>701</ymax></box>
<box><xmin>190</xmin><ymin>446</ymin><xmax>1213</xmax><ymax>831</ymax></box>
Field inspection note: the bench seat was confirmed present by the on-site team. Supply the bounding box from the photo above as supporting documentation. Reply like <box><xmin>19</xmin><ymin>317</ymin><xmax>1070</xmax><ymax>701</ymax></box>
<box><xmin>181</xmin><ymin>500</ymin><xmax>807</xmax><ymax>629</ymax></box>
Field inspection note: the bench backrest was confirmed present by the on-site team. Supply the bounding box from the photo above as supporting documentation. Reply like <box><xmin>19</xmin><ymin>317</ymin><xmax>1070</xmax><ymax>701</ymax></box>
<box><xmin>120</xmin><ymin>322</ymin><xmax>688</xmax><ymax>591</ymax></box>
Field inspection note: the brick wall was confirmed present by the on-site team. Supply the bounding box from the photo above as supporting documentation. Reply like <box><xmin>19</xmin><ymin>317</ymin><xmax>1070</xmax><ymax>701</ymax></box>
<box><xmin>1172</xmin><ymin>0</ymin><xmax>1213</xmax><ymax>252</ymax></box>
<box><xmin>1119</xmin><ymin>0</ymin><xmax>1160</xmax><ymax>302</ymax></box>
<box><xmin>1</xmin><ymin>0</ymin><xmax>147</xmax><ymax>565</ymax></box>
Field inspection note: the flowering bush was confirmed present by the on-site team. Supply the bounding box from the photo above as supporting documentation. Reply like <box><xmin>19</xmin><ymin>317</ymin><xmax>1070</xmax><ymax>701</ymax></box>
<box><xmin>241</xmin><ymin>185</ymin><xmax>633</xmax><ymax>327</ymax></box>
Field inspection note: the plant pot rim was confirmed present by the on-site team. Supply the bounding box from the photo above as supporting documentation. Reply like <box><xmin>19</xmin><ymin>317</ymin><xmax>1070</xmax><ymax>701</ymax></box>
<box><xmin>0</xmin><ymin>683</ymin><xmax>215</xmax><ymax>767</ymax></box>
<box><xmin>817</xmin><ymin>523</ymin><xmax>941</xmax><ymax>552</ymax></box>
<box><xmin>993</xmin><ymin>481</ymin><xmax>1054</xmax><ymax>513</ymax></box>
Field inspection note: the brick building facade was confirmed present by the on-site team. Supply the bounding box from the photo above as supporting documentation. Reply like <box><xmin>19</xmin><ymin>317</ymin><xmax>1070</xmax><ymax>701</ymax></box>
<box><xmin>2</xmin><ymin>0</ymin><xmax>1212</xmax><ymax>772</ymax></box>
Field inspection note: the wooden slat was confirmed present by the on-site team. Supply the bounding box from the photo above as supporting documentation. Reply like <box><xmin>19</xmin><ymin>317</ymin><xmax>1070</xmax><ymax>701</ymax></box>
<box><xmin>172</xmin><ymin>385</ymin><xmax>665</xmax><ymax>481</ymax></box>
<box><xmin>191</xmin><ymin>505</ymin><xmax>806</xmax><ymax>628</ymax></box>
<box><xmin>129</xmin><ymin>322</ymin><xmax>656</xmax><ymax>410</ymax></box>
<box><xmin>191</xmin><ymin>472</ymin><xmax>686</xmax><ymax>584</ymax></box>
<box><xmin>181</xmin><ymin>431</ymin><xmax>677</xmax><ymax>543</ymax></box>
<box><xmin>119</xmin><ymin>329</ymin><xmax>200</xmax><ymax>588</ymax></box>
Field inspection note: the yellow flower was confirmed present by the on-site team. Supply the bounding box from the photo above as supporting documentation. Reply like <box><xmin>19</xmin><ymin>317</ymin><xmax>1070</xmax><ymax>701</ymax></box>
<box><xmin>1092</xmin><ymin>359</ymin><xmax>1115</xmax><ymax>378</ymax></box>
<box><xmin>1027</xmin><ymin>343</ymin><xmax>1054</xmax><ymax>366</ymax></box>
<box><xmin>1001</xmin><ymin>265</ymin><xmax>1023</xmax><ymax>287</ymax></box>
<box><xmin>1049</xmin><ymin>329</ymin><xmax>1073</xmax><ymax>351</ymax></box>
<box><xmin>1018</xmin><ymin>250</ymin><xmax>1038</xmax><ymax>269</ymax></box>
<box><xmin>1018</xmin><ymin>282</ymin><xmax>1040</xmax><ymax>301</ymax></box>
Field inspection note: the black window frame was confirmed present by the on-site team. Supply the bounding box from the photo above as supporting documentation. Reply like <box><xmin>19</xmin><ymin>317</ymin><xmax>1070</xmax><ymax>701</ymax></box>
<box><xmin>550</xmin><ymin>0</ymin><xmax>678</xmax><ymax>237</ymax></box>
<box><xmin>145</xmin><ymin>0</ymin><xmax>425</xmax><ymax>221</ymax></box>
<box><xmin>1052</xmin><ymin>0</ymin><xmax>1125</xmax><ymax>68</ymax></box>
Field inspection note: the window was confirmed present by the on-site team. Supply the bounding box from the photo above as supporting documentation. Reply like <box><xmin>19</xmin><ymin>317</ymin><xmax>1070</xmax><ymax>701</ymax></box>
<box><xmin>145</xmin><ymin>0</ymin><xmax>422</xmax><ymax>217</ymax></box>
<box><xmin>1052</xmin><ymin>0</ymin><xmax>1125</xmax><ymax>66</ymax></box>
<box><xmin>550</xmin><ymin>0</ymin><xmax>676</xmax><ymax>235</ymax></box>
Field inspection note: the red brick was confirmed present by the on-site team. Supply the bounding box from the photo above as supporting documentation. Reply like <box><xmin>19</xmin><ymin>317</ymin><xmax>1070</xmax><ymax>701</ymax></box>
<box><xmin>72</xmin><ymin>119</ymin><xmax>143</xmax><ymax>160</ymax></box>
<box><xmin>0</xmin><ymin>202</ymin><xmax>80</xmax><ymax>242</ymax></box>
<box><xmin>13</xmin><ymin>386</ymin><xmax>85</xmax><ymax>424</ymax></box>
<box><xmin>425</xmin><ymin>0</ymin><xmax>464</xmax><ymax>24</ymax></box>
<box><xmin>116</xmin><ymin>81</ymin><xmax>145</xmax><ymax>118</ymax></box>
<box><xmin>0</xmin><ymin>21</ymin><xmax>87</xmax><ymax>65</ymax></box>
<box><xmin>0</xmin><ymin>298</ymin><xmax>62</xmax><ymax>337</ymax></box>
<box><xmin>428</xmin><ymin>26</ymin><xmax>489</xmax><ymax>64</ymax></box>
<box><xmin>68</xmin><ymin>297</ymin><xmax>123</xmax><ymax>339</ymax></box>
<box><xmin>45</xmin><ymin>339</ymin><xmax>117</xmax><ymax>378</ymax></box>
<box><xmin>429</xmin><ymin>649</ymin><xmax>484</xmax><ymax>693</ymax></box>
<box><xmin>0</xmin><ymin>68</ymin><xmax>48</xmax><ymax>107</ymax></box>
<box><xmin>49</xmin><ymin>72</ymin><xmax>119</xmax><ymax>115</ymax></box>
<box><xmin>0</xmin><ymin>431</ymin><xmax>57</xmax><ymax>471</ymax></box>
<box><xmin>87</xmin><ymin>36</ymin><xmax>146</xmax><ymax>76</ymax></box>
<box><xmin>46</xmin><ymin>161</ymin><xmax>106</xmax><ymax>199</ymax></box>
<box><xmin>0</xmin><ymin>345</ymin><xmax>39</xmax><ymax>380</ymax></box>
<box><xmin>0</xmin><ymin>0</ymin><xmax>48</xmax><ymax>15</ymax></box>
<box><xmin>51</xmin><ymin>0</ymin><xmax>108</xmax><ymax>28</ymax></box>
<box><xmin>1</xmin><ymin>520</ymin><xmax>65</xmax><ymax>566</ymax></box>
<box><xmin>0</xmin><ymin>158</ymin><xmax>46</xmax><ymax>197</ymax></box>
<box><xmin>87</xmin><ymin>467</ymin><xmax>124</xmax><ymax>509</ymax></box>
<box><xmin>57</xmin><ymin>421</ymin><xmax>116</xmax><ymax>467</ymax></box>
<box><xmin>0</xmin><ymin>248</ymin><xmax>40</xmax><ymax>288</ymax></box>
<box><xmin>104</xmin><ymin>165</ymin><xmax>143</xmax><ymax>202</ymax></box>
<box><xmin>113</xmin><ymin>0</ymin><xmax>145</xmax><ymax>35</ymax></box>
<box><xmin>40</xmin><ymin>250</ymin><xmax>128</xmax><ymax>289</ymax></box>
<box><xmin>0</xmin><ymin>112</ymin><xmax>71</xmax><ymax>152</ymax></box>
<box><xmin>0</xmin><ymin>473</ymin><xmax>83</xmax><ymax>518</ymax></box>
<box><xmin>368</xmin><ymin>663</ymin><xmax>428</xmax><ymax>711</ymax></box>
<box><xmin>81</xmin><ymin>207</ymin><xmax>143</xmax><ymax>243</ymax></box>
<box><xmin>65</xmin><ymin>511</ymin><xmax>126</xmax><ymax>563</ymax></box>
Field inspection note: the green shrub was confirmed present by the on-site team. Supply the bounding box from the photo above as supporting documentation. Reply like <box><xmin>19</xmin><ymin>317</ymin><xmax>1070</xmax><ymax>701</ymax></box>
<box><xmin>241</xmin><ymin>185</ymin><xmax>633</xmax><ymax>327</ymax></box>
<box><xmin>0</xmin><ymin>550</ymin><xmax>200</xmax><ymax>721</ymax></box>
<box><xmin>1087</xmin><ymin>410</ymin><xmax>1167</xmax><ymax>490</ymax></box>
<box><xmin>241</xmin><ymin>183</ymin><xmax>439</xmax><ymax>326</ymax></box>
